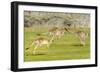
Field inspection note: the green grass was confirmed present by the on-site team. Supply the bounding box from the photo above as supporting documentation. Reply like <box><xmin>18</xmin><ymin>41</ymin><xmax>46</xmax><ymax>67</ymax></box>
<box><xmin>24</xmin><ymin>26</ymin><xmax>90</xmax><ymax>62</ymax></box>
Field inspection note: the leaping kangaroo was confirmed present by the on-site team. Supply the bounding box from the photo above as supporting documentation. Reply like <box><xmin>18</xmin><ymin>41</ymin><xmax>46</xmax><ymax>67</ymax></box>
<box><xmin>65</xmin><ymin>27</ymin><xmax>88</xmax><ymax>46</ymax></box>
<box><xmin>26</xmin><ymin>35</ymin><xmax>55</xmax><ymax>55</ymax></box>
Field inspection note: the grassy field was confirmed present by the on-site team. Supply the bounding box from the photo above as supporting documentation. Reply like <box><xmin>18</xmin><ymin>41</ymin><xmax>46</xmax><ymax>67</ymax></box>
<box><xmin>24</xmin><ymin>26</ymin><xmax>90</xmax><ymax>62</ymax></box>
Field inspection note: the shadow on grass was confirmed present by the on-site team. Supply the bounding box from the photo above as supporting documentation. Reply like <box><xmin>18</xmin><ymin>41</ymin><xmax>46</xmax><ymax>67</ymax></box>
<box><xmin>25</xmin><ymin>53</ymin><xmax>46</xmax><ymax>56</ymax></box>
<box><xmin>33</xmin><ymin>53</ymin><xmax>46</xmax><ymax>56</ymax></box>
<box><xmin>71</xmin><ymin>44</ymin><xmax>84</xmax><ymax>46</ymax></box>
